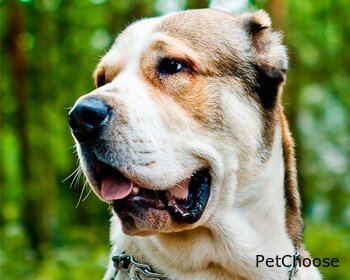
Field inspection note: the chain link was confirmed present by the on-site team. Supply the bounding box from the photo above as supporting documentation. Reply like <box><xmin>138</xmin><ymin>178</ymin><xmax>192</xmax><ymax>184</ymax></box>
<box><xmin>288</xmin><ymin>247</ymin><xmax>300</xmax><ymax>280</ymax></box>
<box><xmin>111</xmin><ymin>253</ymin><xmax>169</xmax><ymax>280</ymax></box>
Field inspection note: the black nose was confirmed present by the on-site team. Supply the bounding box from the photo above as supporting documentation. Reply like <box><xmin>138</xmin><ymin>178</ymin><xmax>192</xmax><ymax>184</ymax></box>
<box><xmin>68</xmin><ymin>98</ymin><xmax>110</xmax><ymax>143</ymax></box>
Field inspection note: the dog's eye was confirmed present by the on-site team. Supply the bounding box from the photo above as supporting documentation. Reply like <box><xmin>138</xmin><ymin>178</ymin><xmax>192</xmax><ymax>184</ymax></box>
<box><xmin>157</xmin><ymin>58</ymin><xmax>185</xmax><ymax>75</ymax></box>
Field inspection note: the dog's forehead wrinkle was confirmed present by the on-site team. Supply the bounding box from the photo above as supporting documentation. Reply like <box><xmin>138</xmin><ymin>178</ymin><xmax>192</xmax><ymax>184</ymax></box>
<box><xmin>156</xmin><ymin>9</ymin><xmax>251</xmax><ymax>56</ymax></box>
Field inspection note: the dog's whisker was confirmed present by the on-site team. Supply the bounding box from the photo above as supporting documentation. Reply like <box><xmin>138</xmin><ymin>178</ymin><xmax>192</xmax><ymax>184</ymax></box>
<box><xmin>70</xmin><ymin>145</ymin><xmax>79</xmax><ymax>156</ymax></box>
<box><xmin>69</xmin><ymin>167</ymin><xmax>82</xmax><ymax>189</ymax></box>
<box><xmin>76</xmin><ymin>180</ymin><xmax>87</xmax><ymax>208</ymax></box>
<box><xmin>69</xmin><ymin>170</ymin><xmax>79</xmax><ymax>189</ymax></box>
<box><xmin>68</xmin><ymin>144</ymin><xmax>76</xmax><ymax>150</ymax></box>
<box><xmin>82</xmin><ymin>188</ymin><xmax>92</xmax><ymax>202</ymax></box>
<box><xmin>62</xmin><ymin>166</ymin><xmax>81</xmax><ymax>183</ymax></box>
<box><xmin>76</xmin><ymin>170</ymin><xmax>84</xmax><ymax>188</ymax></box>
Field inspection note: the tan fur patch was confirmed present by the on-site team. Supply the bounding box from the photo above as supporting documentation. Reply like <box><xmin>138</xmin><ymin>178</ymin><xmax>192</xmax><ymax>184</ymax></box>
<box><xmin>279</xmin><ymin>105</ymin><xmax>304</xmax><ymax>246</ymax></box>
<box><xmin>93</xmin><ymin>63</ymin><xmax>123</xmax><ymax>88</ymax></box>
<box><xmin>156</xmin><ymin>10</ymin><xmax>256</xmax><ymax>79</ymax></box>
<box><xmin>139</xmin><ymin>34</ymin><xmax>223</xmax><ymax>127</ymax></box>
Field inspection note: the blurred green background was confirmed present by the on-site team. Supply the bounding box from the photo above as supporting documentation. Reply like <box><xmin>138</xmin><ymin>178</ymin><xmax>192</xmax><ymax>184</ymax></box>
<box><xmin>1</xmin><ymin>0</ymin><xmax>349</xmax><ymax>279</ymax></box>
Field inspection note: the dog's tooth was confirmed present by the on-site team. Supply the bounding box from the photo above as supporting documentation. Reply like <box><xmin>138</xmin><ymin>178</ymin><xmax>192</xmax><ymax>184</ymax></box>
<box><xmin>132</xmin><ymin>186</ymin><xmax>139</xmax><ymax>194</ymax></box>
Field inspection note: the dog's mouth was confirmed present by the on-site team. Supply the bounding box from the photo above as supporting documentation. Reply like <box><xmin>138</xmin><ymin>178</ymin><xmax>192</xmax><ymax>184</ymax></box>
<box><xmin>95</xmin><ymin>162</ymin><xmax>211</xmax><ymax>224</ymax></box>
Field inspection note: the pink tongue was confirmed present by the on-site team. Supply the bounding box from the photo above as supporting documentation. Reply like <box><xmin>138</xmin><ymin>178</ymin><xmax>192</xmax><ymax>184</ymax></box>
<box><xmin>101</xmin><ymin>176</ymin><xmax>133</xmax><ymax>201</ymax></box>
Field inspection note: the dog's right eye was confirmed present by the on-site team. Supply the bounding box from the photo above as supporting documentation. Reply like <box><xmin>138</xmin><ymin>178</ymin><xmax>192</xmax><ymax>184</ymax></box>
<box><xmin>157</xmin><ymin>58</ymin><xmax>185</xmax><ymax>76</ymax></box>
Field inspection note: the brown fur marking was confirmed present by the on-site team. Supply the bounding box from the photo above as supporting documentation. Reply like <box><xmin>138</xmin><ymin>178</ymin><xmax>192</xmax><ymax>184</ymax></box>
<box><xmin>279</xmin><ymin>104</ymin><xmax>304</xmax><ymax>246</ymax></box>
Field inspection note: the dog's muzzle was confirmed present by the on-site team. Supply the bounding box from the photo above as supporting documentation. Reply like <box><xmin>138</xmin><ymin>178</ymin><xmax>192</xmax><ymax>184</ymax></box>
<box><xmin>68</xmin><ymin>96</ymin><xmax>212</xmax><ymax>226</ymax></box>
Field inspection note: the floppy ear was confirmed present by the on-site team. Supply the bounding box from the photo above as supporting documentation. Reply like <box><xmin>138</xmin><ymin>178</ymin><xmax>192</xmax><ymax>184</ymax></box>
<box><xmin>239</xmin><ymin>10</ymin><xmax>288</xmax><ymax>108</ymax></box>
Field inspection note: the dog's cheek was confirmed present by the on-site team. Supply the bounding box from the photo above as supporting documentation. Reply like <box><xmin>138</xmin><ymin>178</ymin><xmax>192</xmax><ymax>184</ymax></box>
<box><xmin>163</xmin><ymin>77</ymin><xmax>224</xmax><ymax>130</ymax></box>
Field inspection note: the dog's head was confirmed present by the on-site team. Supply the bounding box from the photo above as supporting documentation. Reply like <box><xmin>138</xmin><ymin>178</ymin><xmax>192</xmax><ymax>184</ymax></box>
<box><xmin>68</xmin><ymin>9</ymin><xmax>287</xmax><ymax>236</ymax></box>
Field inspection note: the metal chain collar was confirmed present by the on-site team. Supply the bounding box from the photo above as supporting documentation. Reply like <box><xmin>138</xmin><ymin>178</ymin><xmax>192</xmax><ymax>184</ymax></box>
<box><xmin>111</xmin><ymin>252</ymin><xmax>169</xmax><ymax>280</ymax></box>
<box><xmin>288</xmin><ymin>247</ymin><xmax>300</xmax><ymax>280</ymax></box>
<box><xmin>112</xmin><ymin>247</ymin><xmax>300</xmax><ymax>280</ymax></box>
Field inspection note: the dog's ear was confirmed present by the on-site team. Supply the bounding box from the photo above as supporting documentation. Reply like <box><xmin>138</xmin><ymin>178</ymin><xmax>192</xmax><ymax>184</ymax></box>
<box><xmin>239</xmin><ymin>10</ymin><xmax>288</xmax><ymax>108</ymax></box>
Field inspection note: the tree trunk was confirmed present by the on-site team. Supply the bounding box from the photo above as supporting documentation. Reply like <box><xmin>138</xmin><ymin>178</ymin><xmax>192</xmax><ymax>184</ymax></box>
<box><xmin>269</xmin><ymin>0</ymin><xmax>286</xmax><ymax>30</ymax></box>
<box><xmin>7</xmin><ymin>1</ymin><xmax>36</xmax><ymax>249</ymax></box>
<box><xmin>7</xmin><ymin>2</ymin><xmax>56</xmax><ymax>258</ymax></box>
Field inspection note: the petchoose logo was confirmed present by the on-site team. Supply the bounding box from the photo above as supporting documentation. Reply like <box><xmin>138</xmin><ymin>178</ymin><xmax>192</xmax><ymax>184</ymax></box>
<box><xmin>256</xmin><ymin>255</ymin><xmax>339</xmax><ymax>268</ymax></box>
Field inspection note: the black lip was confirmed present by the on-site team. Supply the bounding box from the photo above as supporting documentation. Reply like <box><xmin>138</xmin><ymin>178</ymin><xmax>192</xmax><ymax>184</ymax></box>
<box><xmin>165</xmin><ymin>169</ymin><xmax>211</xmax><ymax>223</ymax></box>
<box><xmin>111</xmin><ymin>168</ymin><xmax>211</xmax><ymax>224</ymax></box>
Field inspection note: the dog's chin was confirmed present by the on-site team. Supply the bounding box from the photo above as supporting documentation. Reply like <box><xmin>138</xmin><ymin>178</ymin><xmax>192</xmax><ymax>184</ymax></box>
<box><xmin>113</xmin><ymin>206</ymin><xmax>174</xmax><ymax>236</ymax></box>
<box><xmin>87</xmin><ymin>160</ymin><xmax>211</xmax><ymax>235</ymax></box>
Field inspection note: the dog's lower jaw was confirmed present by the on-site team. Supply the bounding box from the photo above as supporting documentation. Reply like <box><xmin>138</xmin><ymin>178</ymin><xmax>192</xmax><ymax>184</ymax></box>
<box><xmin>103</xmin><ymin>125</ymin><xmax>321</xmax><ymax>280</ymax></box>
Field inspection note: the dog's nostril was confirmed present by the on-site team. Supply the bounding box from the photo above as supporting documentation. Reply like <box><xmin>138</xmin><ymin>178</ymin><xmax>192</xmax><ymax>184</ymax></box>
<box><xmin>71</xmin><ymin>106</ymin><xmax>107</xmax><ymax>129</ymax></box>
<box><xmin>68</xmin><ymin>98</ymin><xmax>110</xmax><ymax>143</ymax></box>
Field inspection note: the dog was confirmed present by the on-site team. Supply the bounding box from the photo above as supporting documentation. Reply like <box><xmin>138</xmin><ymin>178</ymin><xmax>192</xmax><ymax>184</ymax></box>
<box><xmin>68</xmin><ymin>9</ymin><xmax>322</xmax><ymax>280</ymax></box>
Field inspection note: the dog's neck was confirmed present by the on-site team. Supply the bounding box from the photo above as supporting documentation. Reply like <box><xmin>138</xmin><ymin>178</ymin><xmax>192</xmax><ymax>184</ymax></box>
<box><xmin>106</xmin><ymin>115</ymin><xmax>306</xmax><ymax>279</ymax></box>
<box><xmin>235</xmin><ymin>119</ymin><xmax>295</xmax><ymax>248</ymax></box>
<box><xmin>194</xmin><ymin>119</ymin><xmax>298</xmax><ymax>278</ymax></box>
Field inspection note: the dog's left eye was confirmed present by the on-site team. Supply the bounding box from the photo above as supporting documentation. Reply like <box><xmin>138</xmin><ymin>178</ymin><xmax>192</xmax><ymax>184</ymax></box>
<box><xmin>157</xmin><ymin>58</ymin><xmax>185</xmax><ymax>75</ymax></box>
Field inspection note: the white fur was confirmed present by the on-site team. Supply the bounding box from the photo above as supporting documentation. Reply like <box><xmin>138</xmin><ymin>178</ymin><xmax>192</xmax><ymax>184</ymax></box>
<box><xmin>103</xmin><ymin>126</ymin><xmax>321</xmax><ymax>280</ymax></box>
<box><xmin>71</xmin><ymin>12</ymin><xmax>322</xmax><ymax>280</ymax></box>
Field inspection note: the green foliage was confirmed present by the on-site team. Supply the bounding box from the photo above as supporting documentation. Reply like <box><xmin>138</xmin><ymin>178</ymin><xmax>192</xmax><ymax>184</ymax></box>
<box><xmin>1</xmin><ymin>224</ymin><xmax>108</xmax><ymax>279</ymax></box>
<box><xmin>1</xmin><ymin>0</ymin><xmax>349</xmax><ymax>279</ymax></box>
<box><xmin>304</xmin><ymin>222</ymin><xmax>350</xmax><ymax>279</ymax></box>
<box><xmin>286</xmin><ymin>0</ymin><xmax>350</xmax><ymax>228</ymax></box>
